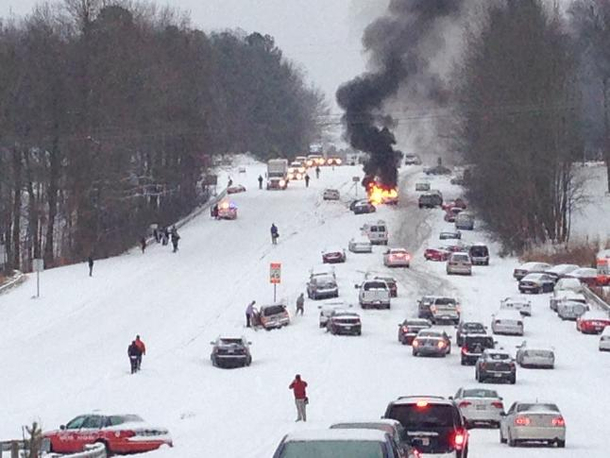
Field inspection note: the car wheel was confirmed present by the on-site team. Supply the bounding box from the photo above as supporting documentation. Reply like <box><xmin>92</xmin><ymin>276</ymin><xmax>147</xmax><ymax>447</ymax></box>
<box><xmin>508</xmin><ymin>431</ymin><xmax>518</xmax><ymax>447</ymax></box>
<box><xmin>557</xmin><ymin>439</ymin><xmax>565</xmax><ymax>448</ymax></box>
<box><xmin>475</xmin><ymin>369</ymin><xmax>479</xmax><ymax>381</ymax></box>
<box><xmin>412</xmin><ymin>350</ymin><xmax>418</xmax><ymax>357</ymax></box>
<box><xmin>461</xmin><ymin>357</ymin><xmax>466</xmax><ymax>366</ymax></box>
<box><xmin>401</xmin><ymin>337</ymin><xmax>407</xmax><ymax>345</ymax></box>
<box><xmin>500</xmin><ymin>429</ymin><xmax>507</xmax><ymax>444</ymax></box>
<box><xmin>510</xmin><ymin>375</ymin><xmax>516</xmax><ymax>385</ymax></box>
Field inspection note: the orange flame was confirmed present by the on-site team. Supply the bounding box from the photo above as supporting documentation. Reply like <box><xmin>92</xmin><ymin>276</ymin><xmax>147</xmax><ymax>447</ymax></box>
<box><xmin>367</xmin><ymin>183</ymin><xmax>398</xmax><ymax>206</ymax></box>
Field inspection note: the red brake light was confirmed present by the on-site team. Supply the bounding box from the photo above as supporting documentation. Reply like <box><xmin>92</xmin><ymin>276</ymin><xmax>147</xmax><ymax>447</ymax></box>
<box><xmin>416</xmin><ymin>400</ymin><xmax>428</xmax><ymax>408</ymax></box>
<box><xmin>402</xmin><ymin>326</ymin><xmax>409</xmax><ymax>332</ymax></box>
<box><xmin>552</xmin><ymin>417</ymin><xmax>565</xmax><ymax>427</ymax></box>
<box><xmin>437</xmin><ymin>341</ymin><xmax>445</xmax><ymax>348</ymax></box>
<box><xmin>454</xmin><ymin>431</ymin><xmax>466</xmax><ymax>449</ymax></box>
<box><xmin>514</xmin><ymin>416</ymin><xmax>531</xmax><ymax>426</ymax></box>
<box><xmin>461</xmin><ymin>346</ymin><xmax>467</xmax><ymax>354</ymax></box>
<box><xmin>458</xmin><ymin>401</ymin><xmax>472</xmax><ymax>408</ymax></box>
<box><xmin>491</xmin><ymin>401</ymin><xmax>504</xmax><ymax>409</ymax></box>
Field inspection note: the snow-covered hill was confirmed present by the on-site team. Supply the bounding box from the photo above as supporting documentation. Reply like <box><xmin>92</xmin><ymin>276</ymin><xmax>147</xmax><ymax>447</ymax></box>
<box><xmin>1</xmin><ymin>162</ymin><xmax>609</xmax><ymax>457</ymax></box>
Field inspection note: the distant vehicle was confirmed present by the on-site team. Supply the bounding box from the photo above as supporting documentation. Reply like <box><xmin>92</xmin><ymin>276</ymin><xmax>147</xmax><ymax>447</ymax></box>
<box><xmin>439</xmin><ymin>230</ymin><xmax>461</xmax><ymax>240</ymax></box>
<box><xmin>349</xmin><ymin>198</ymin><xmax>369</xmax><ymax>211</ymax></box>
<box><xmin>216</xmin><ymin>201</ymin><xmax>238</xmax><ymax>220</ymax></box>
<box><xmin>352</xmin><ymin>200</ymin><xmax>377</xmax><ymax>214</ymax></box>
<box><xmin>210</xmin><ymin>336</ymin><xmax>252</xmax><ymax>368</ymax></box>
<box><xmin>326</xmin><ymin>310</ymin><xmax>362</xmax><ymax>336</ymax></box>
<box><xmin>305</xmin><ymin>154</ymin><xmax>324</xmax><ymax>167</ymax></box>
<box><xmin>412</xmin><ymin>329</ymin><xmax>451</xmax><ymax>357</ymax></box>
<box><xmin>418</xmin><ymin>191</ymin><xmax>443</xmax><ymax>208</ymax></box>
<box><xmin>329</xmin><ymin>419</ymin><xmax>417</xmax><ymax>458</ymax></box>
<box><xmin>397</xmin><ymin>318</ymin><xmax>432</xmax><ymax>345</ymax></box>
<box><xmin>366</xmin><ymin>274</ymin><xmax>398</xmax><ymax>297</ymax></box>
<box><xmin>322</xmin><ymin>247</ymin><xmax>346</xmax><ymax>264</ymax></box>
<box><xmin>307</xmin><ymin>274</ymin><xmax>339</xmax><ymax>300</ymax></box>
<box><xmin>450</xmin><ymin>175</ymin><xmax>465</xmax><ymax>185</ymax></box>
<box><xmin>461</xmin><ymin>334</ymin><xmax>495</xmax><ymax>366</ymax></box>
<box><xmin>309</xmin><ymin>264</ymin><xmax>336</xmax><ymax>280</ymax></box>
<box><xmin>442</xmin><ymin>198</ymin><xmax>467</xmax><ymax>210</ymax></box>
<box><xmin>444</xmin><ymin>206</ymin><xmax>463</xmax><ymax>222</ymax></box>
<box><xmin>318</xmin><ymin>301</ymin><xmax>351</xmax><ymax>328</ymax></box>
<box><xmin>417</xmin><ymin>295</ymin><xmax>437</xmax><ymax>319</ymax></box>
<box><xmin>226</xmin><ymin>184</ymin><xmax>246</xmax><ymax>194</ymax></box>
<box><xmin>565</xmin><ymin>267</ymin><xmax>599</xmax><ymax>287</ymax></box>
<box><xmin>549</xmin><ymin>280</ymin><xmax>585</xmax><ymax>311</ymax></box>
<box><xmin>323</xmin><ymin>188</ymin><xmax>341</xmax><ymax>200</ymax></box>
<box><xmin>383</xmin><ymin>248</ymin><xmax>411</xmax><ymax>267</ymax></box>
<box><xmin>491</xmin><ymin>310</ymin><xmax>524</xmax><ymax>336</ymax></box>
<box><xmin>404</xmin><ymin>153</ymin><xmax>422</xmax><ymax>165</ymax></box>
<box><xmin>513</xmin><ymin>262</ymin><xmax>552</xmax><ymax>281</ymax></box>
<box><xmin>294</xmin><ymin>155</ymin><xmax>308</xmax><ymax>166</ymax></box>
<box><xmin>415</xmin><ymin>181</ymin><xmax>431</xmax><ymax>192</ymax></box>
<box><xmin>430</xmin><ymin>299</ymin><xmax>461</xmax><ymax>325</ymax></box>
<box><xmin>424</xmin><ymin>246</ymin><xmax>451</xmax><ymax>261</ymax></box>
<box><xmin>556</xmin><ymin>300</ymin><xmax>589</xmax><ymax>320</ymax></box>
<box><xmin>44</xmin><ymin>414</ymin><xmax>172</xmax><ymax>454</ymax></box>
<box><xmin>383</xmin><ymin>396</ymin><xmax>469</xmax><ymax>457</ymax></box>
<box><xmin>446</xmin><ymin>252</ymin><xmax>472</xmax><ymax>276</ymax></box>
<box><xmin>544</xmin><ymin>263</ymin><xmax>579</xmax><ymax>281</ymax></box>
<box><xmin>361</xmin><ymin>220</ymin><xmax>388</xmax><ymax>245</ymax></box>
<box><xmin>358</xmin><ymin>280</ymin><xmax>391</xmax><ymax>309</ymax></box>
<box><xmin>518</xmin><ymin>273</ymin><xmax>555</xmax><ymax>294</ymax></box>
<box><xmin>475</xmin><ymin>349</ymin><xmax>516</xmax><ymax>384</ymax></box>
<box><xmin>455</xmin><ymin>321</ymin><xmax>487</xmax><ymax>347</ymax></box>
<box><xmin>499</xmin><ymin>402</ymin><xmax>566</xmax><ymax>448</ymax></box>
<box><xmin>348</xmin><ymin>236</ymin><xmax>373</xmax><ymax>253</ymax></box>
<box><xmin>266</xmin><ymin>159</ymin><xmax>289</xmax><ymax>190</ymax></box>
<box><xmin>576</xmin><ymin>310</ymin><xmax>610</xmax><ymax>334</ymax></box>
<box><xmin>500</xmin><ymin>296</ymin><xmax>532</xmax><ymax>317</ymax></box>
<box><xmin>272</xmin><ymin>429</ymin><xmax>402</xmax><ymax>458</ymax></box>
<box><xmin>424</xmin><ymin>165</ymin><xmax>452</xmax><ymax>175</ymax></box>
<box><xmin>326</xmin><ymin>157</ymin><xmax>343</xmax><ymax>166</ymax></box>
<box><xmin>469</xmin><ymin>243</ymin><xmax>490</xmax><ymax>266</ymax></box>
<box><xmin>259</xmin><ymin>304</ymin><xmax>290</xmax><ymax>330</ymax></box>
<box><xmin>287</xmin><ymin>162</ymin><xmax>305</xmax><ymax>180</ymax></box>
<box><xmin>599</xmin><ymin>327</ymin><xmax>610</xmax><ymax>351</ymax></box>
<box><xmin>596</xmin><ymin>248</ymin><xmax>610</xmax><ymax>286</ymax></box>
<box><xmin>418</xmin><ymin>296</ymin><xmax>459</xmax><ymax>321</ymax></box>
<box><xmin>515</xmin><ymin>341</ymin><xmax>555</xmax><ymax>369</ymax></box>
<box><xmin>453</xmin><ymin>387</ymin><xmax>504</xmax><ymax>428</ymax></box>
<box><xmin>455</xmin><ymin>212</ymin><xmax>474</xmax><ymax>230</ymax></box>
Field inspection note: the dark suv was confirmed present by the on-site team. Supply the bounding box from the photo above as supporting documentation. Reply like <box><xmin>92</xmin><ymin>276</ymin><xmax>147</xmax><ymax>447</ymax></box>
<box><xmin>461</xmin><ymin>334</ymin><xmax>495</xmax><ymax>365</ymax></box>
<box><xmin>210</xmin><ymin>337</ymin><xmax>252</xmax><ymax>368</ymax></box>
<box><xmin>398</xmin><ymin>318</ymin><xmax>432</xmax><ymax>345</ymax></box>
<box><xmin>475</xmin><ymin>350</ymin><xmax>516</xmax><ymax>384</ymax></box>
<box><xmin>455</xmin><ymin>321</ymin><xmax>487</xmax><ymax>347</ymax></box>
<box><xmin>384</xmin><ymin>396</ymin><xmax>469</xmax><ymax>457</ymax></box>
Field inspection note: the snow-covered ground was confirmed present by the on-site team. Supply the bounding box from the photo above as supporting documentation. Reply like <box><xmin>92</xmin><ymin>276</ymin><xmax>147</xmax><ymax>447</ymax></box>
<box><xmin>1</xmin><ymin>160</ymin><xmax>609</xmax><ymax>457</ymax></box>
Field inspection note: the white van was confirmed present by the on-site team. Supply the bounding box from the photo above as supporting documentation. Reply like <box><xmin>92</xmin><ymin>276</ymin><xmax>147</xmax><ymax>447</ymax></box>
<box><xmin>360</xmin><ymin>220</ymin><xmax>388</xmax><ymax>245</ymax></box>
<box><xmin>491</xmin><ymin>310</ymin><xmax>524</xmax><ymax>336</ymax></box>
<box><xmin>358</xmin><ymin>279</ymin><xmax>391</xmax><ymax>309</ymax></box>
<box><xmin>455</xmin><ymin>212</ymin><xmax>475</xmax><ymax>230</ymax></box>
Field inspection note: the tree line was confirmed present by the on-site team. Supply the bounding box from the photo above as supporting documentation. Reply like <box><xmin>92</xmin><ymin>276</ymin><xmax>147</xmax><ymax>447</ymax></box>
<box><xmin>0</xmin><ymin>0</ymin><xmax>324</xmax><ymax>274</ymax></box>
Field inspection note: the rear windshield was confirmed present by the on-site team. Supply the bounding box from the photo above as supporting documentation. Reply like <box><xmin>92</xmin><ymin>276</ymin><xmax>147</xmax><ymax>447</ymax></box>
<box><xmin>463</xmin><ymin>389</ymin><xmax>498</xmax><ymax>398</ymax></box>
<box><xmin>517</xmin><ymin>404</ymin><xmax>559</xmax><ymax>413</ymax></box>
<box><xmin>488</xmin><ymin>353</ymin><xmax>510</xmax><ymax>360</ymax></box>
<box><xmin>279</xmin><ymin>441</ymin><xmax>385</xmax><ymax>458</ymax></box>
<box><xmin>388</xmin><ymin>404</ymin><xmax>456</xmax><ymax>428</ymax></box>
<box><xmin>470</xmin><ymin>246</ymin><xmax>488</xmax><ymax>256</ymax></box>
<box><xmin>452</xmin><ymin>254</ymin><xmax>470</xmax><ymax>262</ymax></box>
<box><xmin>463</xmin><ymin>323</ymin><xmax>485</xmax><ymax>331</ymax></box>
<box><xmin>464</xmin><ymin>337</ymin><xmax>494</xmax><ymax>349</ymax></box>
<box><xmin>220</xmin><ymin>338</ymin><xmax>243</xmax><ymax>345</ymax></box>
<box><xmin>434</xmin><ymin>298</ymin><xmax>456</xmax><ymax>305</ymax></box>
<box><xmin>263</xmin><ymin>305</ymin><xmax>285</xmax><ymax>316</ymax></box>
<box><xmin>364</xmin><ymin>282</ymin><xmax>387</xmax><ymax>290</ymax></box>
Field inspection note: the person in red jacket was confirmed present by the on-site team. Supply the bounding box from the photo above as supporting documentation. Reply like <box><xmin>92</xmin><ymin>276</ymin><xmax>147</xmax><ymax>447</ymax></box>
<box><xmin>134</xmin><ymin>335</ymin><xmax>146</xmax><ymax>370</ymax></box>
<box><xmin>289</xmin><ymin>374</ymin><xmax>308</xmax><ymax>422</ymax></box>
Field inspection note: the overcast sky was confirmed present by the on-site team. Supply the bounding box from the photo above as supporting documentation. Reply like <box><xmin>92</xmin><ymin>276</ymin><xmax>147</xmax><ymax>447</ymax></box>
<box><xmin>0</xmin><ymin>0</ymin><xmax>391</xmax><ymax>118</ymax></box>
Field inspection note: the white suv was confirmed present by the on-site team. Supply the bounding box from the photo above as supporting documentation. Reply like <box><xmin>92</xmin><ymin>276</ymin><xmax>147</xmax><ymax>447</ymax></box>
<box><xmin>361</xmin><ymin>220</ymin><xmax>388</xmax><ymax>245</ymax></box>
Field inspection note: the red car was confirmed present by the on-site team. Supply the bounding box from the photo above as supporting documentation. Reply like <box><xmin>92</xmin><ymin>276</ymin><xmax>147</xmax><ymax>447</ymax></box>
<box><xmin>566</xmin><ymin>267</ymin><xmax>599</xmax><ymax>288</ymax></box>
<box><xmin>576</xmin><ymin>311</ymin><xmax>610</xmax><ymax>334</ymax></box>
<box><xmin>424</xmin><ymin>247</ymin><xmax>451</xmax><ymax>262</ymax></box>
<box><xmin>444</xmin><ymin>206</ymin><xmax>463</xmax><ymax>222</ymax></box>
<box><xmin>44</xmin><ymin>414</ymin><xmax>172</xmax><ymax>454</ymax></box>
<box><xmin>322</xmin><ymin>247</ymin><xmax>346</xmax><ymax>264</ymax></box>
<box><xmin>442</xmin><ymin>198</ymin><xmax>467</xmax><ymax>211</ymax></box>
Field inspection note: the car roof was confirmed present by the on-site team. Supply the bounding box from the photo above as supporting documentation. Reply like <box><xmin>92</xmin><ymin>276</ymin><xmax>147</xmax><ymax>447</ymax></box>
<box><xmin>519</xmin><ymin>261</ymin><xmax>549</xmax><ymax>268</ymax></box>
<box><xmin>485</xmin><ymin>349</ymin><xmax>511</xmax><ymax>356</ymax></box>
<box><xmin>522</xmin><ymin>272</ymin><xmax>546</xmax><ymax>279</ymax></box>
<box><xmin>284</xmin><ymin>429</ymin><xmax>388</xmax><ymax>442</ymax></box>
<box><xmin>601</xmin><ymin>327</ymin><xmax>610</xmax><ymax>336</ymax></box>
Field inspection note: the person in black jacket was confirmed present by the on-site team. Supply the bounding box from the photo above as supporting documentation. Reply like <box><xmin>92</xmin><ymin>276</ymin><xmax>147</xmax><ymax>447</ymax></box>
<box><xmin>87</xmin><ymin>256</ymin><xmax>94</xmax><ymax>277</ymax></box>
<box><xmin>128</xmin><ymin>341</ymin><xmax>142</xmax><ymax>374</ymax></box>
<box><xmin>171</xmin><ymin>229</ymin><xmax>180</xmax><ymax>253</ymax></box>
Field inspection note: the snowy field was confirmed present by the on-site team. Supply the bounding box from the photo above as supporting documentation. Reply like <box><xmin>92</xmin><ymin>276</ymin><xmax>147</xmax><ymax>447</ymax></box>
<box><xmin>1</xmin><ymin>160</ymin><xmax>609</xmax><ymax>457</ymax></box>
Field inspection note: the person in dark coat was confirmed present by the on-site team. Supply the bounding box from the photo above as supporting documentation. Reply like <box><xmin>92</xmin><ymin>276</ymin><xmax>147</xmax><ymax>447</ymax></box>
<box><xmin>211</xmin><ymin>204</ymin><xmax>219</xmax><ymax>219</ymax></box>
<box><xmin>153</xmin><ymin>228</ymin><xmax>159</xmax><ymax>243</ymax></box>
<box><xmin>171</xmin><ymin>230</ymin><xmax>180</xmax><ymax>253</ymax></box>
<box><xmin>245</xmin><ymin>300</ymin><xmax>256</xmax><ymax>327</ymax></box>
<box><xmin>134</xmin><ymin>335</ymin><xmax>146</xmax><ymax>370</ymax></box>
<box><xmin>270</xmin><ymin>223</ymin><xmax>279</xmax><ymax>245</ymax></box>
<box><xmin>258</xmin><ymin>175</ymin><xmax>264</xmax><ymax>189</ymax></box>
<box><xmin>140</xmin><ymin>237</ymin><xmax>147</xmax><ymax>253</ymax></box>
<box><xmin>296</xmin><ymin>293</ymin><xmax>305</xmax><ymax>316</ymax></box>
<box><xmin>289</xmin><ymin>374</ymin><xmax>308</xmax><ymax>422</ymax></box>
<box><xmin>315</xmin><ymin>166</ymin><xmax>321</xmax><ymax>178</ymax></box>
<box><xmin>304</xmin><ymin>174</ymin><xmax>310</xmax><ymax>188</ymax></box>
<box><xmin>128</xmin><ymin>341</ymin><xmax>142</xmax><ymax>374</ymax></box>
<box><xmin>87</xmin><ymin>256</ymin><xmax>94</xmax><ymax>277</ymax></box>
<box><xmin>164</xmin><ymin>227</ymin><xmax>170</xmax><ymax>244</ymax></box>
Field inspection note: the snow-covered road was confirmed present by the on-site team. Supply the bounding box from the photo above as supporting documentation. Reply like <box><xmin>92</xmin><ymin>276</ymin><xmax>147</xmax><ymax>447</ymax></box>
<box><xmin>0</xmin><ymin>161</ymin><xmax>608</xmax><ymax>457</ymax></box>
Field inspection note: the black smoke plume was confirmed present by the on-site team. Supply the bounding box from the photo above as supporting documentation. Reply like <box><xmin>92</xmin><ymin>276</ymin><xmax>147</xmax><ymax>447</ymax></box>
<box><xmin>337</xmin><ymin>0</ymin><xmax>465</xmax><ymax>189</ymax></box>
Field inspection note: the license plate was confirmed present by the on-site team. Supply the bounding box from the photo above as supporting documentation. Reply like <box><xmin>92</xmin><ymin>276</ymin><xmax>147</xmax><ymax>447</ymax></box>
<box><xmin>345</xmin><ymin>326</ymin><xmax>352</xmax><ymax>330</ymax></box>
<box><xmin>494</xmin><ymin>373</ymin><xmax>502</xmax><ymax>377</ymax></box>
<box><xmin>476</xmin><ymin>405</ymin><xmax>486</xmax><ymax>410</ymax></box>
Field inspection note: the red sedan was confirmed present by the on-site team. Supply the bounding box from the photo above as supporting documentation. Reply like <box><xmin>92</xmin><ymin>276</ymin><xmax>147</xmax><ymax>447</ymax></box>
<box><xmin>577</xmin><ymin>311</ymin><xmax>610</xmax><ymax>334</ymax></box>
<box><xmin>424</xmin><ymin>247</ymin><xmax>451</xmax><ymax>262</ymax></box>
<box><xmin>566</xmin><ymin>267</ymin><xmax>599</xmax><ymax>288</ymax></box>
<box><xmin>322</xmin><ymin>247</ymin><xmax>346</xmax><ymax>264</ymax></box>
<box><xmin>44</xmin><ymin>414</ymin><xmax>172</xmax><ymax>454</ymax></box>
<box><xmin>442</xmin><ymin>198</ymin><xmax>467</xmax><ymax>211</ymax></box>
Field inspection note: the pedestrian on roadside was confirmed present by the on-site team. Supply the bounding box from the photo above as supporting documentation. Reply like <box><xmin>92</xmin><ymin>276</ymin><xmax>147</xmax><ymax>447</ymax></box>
<box><xmin>304</xmin><ymin>174</ymin><xmax>310</xmax><ymax>187</ymax></box>
<box><xmin>228</xmin><ymin>177</ymin><xmax>233</xmax><ymax>187</ymax></box>
<box><xmin>134</xmin><ymin>335</ymin><xmax>146</xmax><ymax>370</ymax></box>
<box><xmin>153</xmin><ymin>228</ymin><xmax>159</xmax><ymax>243</ymax></box>
<box><xmin>296</xmin><ymin>293</ymin><xmax>305</xmax><ymax>316</ymax></box>
<box><xmin>127</xmin><ymin>340</ymin><xmax>141</xmax><ymax>374</ymax></box>
<box><xmin>289</xmin><ymin>374</ymin><xmax>308</xmax><ymax>422</ymax></box>
<box><xmin>87</xmin><ymin>256</ymin><xmax>94</xmax><ymax>277</ymax></box>
<box><xmin>315</xmin><ymin>166</ymin><xmax>320</xmax><ymax>179</ymax></box>
<box><xmin>140</xmin><ymin>237</ymin><xmax>147</xmax><ymax>253</ymax></box>
<box><xmin>270</xmin><ymin>223</ymin><xmax>279</xmax><ymax>245</ymax></box>
<box><xmin>246</xmin><ymin>300</ymin><xmax>256</xmax><ymax>327</ymax></box>
<box><xmin>258</xmin><ymin>175</ymin><xmax>264</xmax><ymax>190</ymax></box>
<box><xmin>171</xmin><ymin>231</ymin><xmax>180</xmax><ymax>253</ymax></box>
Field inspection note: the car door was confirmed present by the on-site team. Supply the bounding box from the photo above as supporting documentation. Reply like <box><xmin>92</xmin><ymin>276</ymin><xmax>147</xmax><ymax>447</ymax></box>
<box><xmin>501</xmin><ymin>403</ymin><xmax>517</xmax><ymax>438</ymax></box>
<box><xmin>75</xmin><ymin>415</ymin><xmax>104</xmax><ymax>450</ymax></box>
<box><xmin>54</xmin><ymin>416</ymin><xmax>88</xmax><ymax>453</ymax></box>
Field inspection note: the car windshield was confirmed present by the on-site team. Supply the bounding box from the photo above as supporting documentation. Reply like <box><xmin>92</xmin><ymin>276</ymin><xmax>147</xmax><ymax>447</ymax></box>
<box><xmin>462</xmin><ymin>389</ymin><xmax>498</xmax><ymax>398</ymax></box>
<box><xmin>488</xmin><ymin>353</ymin><xmax>510</xmax><ymax>360</ymax></box>
<box><xmin>279</xmin><ymin>441</ymin><xmax>385</xmax><ymax>458</ymax></box>
<box><xmin>263</xmin><ymin>305</ymin><xmax>285</xmax><ymax>316</ymax></box>
<box><xmin>220</xmin><ymin>338</ymin><xmax>243</xmax><ymax>345</ymax></box>
<box><xmin>465</xmin><ymin>337</ymin><xmax>494</xmax><ymax>349</ymax></box>
<box><xmin>463</xmin><ymin>323</ymin><xmax>485</xmax><ymax>331</ymax></box>
<box><xmin>388</xmin><ymin>404</ymin><xmax>455</xmax><ymax>428</ymax></box>
<box><xmin>317</xmin><ymin>279</ymin><xmax>336</xmax><ymax>288</ymax></box>
<box><xmin>104</xmin><ymin>415</ymin><xmax>143</xmax><ymax>427</ymax></box>
<box><xmin>517</xmin><ymin>403</ymin><xmax>559</xmax><ymax>413</ymax></box>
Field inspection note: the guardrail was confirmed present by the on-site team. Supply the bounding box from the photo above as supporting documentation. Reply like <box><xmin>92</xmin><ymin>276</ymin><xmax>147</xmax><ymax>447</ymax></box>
<box><xmin>0</xmin><ymin>271</ymin><xmax>25</xmax><ymax>295</ymax></box>
<box><xmin>583</xmin><ymin>285</ymin><xmax>610</xmax><ymax>312</ymax></box>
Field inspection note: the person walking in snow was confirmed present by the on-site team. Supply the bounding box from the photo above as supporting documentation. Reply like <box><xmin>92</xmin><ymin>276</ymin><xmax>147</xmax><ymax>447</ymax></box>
<box><xmin>87</xmin><ymin>256</ymin><xmax>94</xmax><ymax>277</ymax></box>
<box><xmin>270</xmin><ymin>223</ymin><xmax>279</xmax><ymax>245</ymax></box>
<box><xmin>153</xmin><ymin>228</ymin><xmax>159</xmax><ymax>243</ymax></box>
<box><xmin>258</xmin><ymin>175</ymin><xmax>264</xmax><ymax>190</ymax></box>
<box><xmin>296</xmin><ymin>293</ymin><xmax>305</xmax><ymax>316</ymax></box>
<box><xmin>304</xmin><ymin>174</ymin><xmax>310</xmax><ymax>188</ymax></box>
<box><xmin>171</xmin><ymin>229</ymin><xmax>180</xmax><ymax>253</ymax></box>
<box><xmin>289</xmin><ymin>374</ymin><xmax>308</xmax><ymax>422</ymax></box>
<box><xmin>134</xmin><ymin>335</ymin><xmax>146</xmax><ymax>370</ymax></box>
<box><xmin>245</xmin><ymin>300</ymin><xmax>256</xmax><ymax>327</ymax></box>
<box><xmin>128</xmin><ymin>340</ymin><xmax>142</xmax><ymax>374</ymax></box>
<box><xmin>315</xmin><ymin>165</ymin><xmax>320</xmax><ymax>179</ymax></box>
<box><xmin>140</xmin><ymin>237</ymin><xmax>147</xmax><ymax>253</ymax></box>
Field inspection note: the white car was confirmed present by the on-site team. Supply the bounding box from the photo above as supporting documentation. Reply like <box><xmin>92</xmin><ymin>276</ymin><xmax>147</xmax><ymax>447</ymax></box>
<box><xmin>500</xmin><ymin>296</ymin><xmax>532</xmax><ymax>316</ymax></box>
<box><xmin>491</xmin><ymin>310</ymin><xmax>524</xmax><ymax>336</ymax></box>
<box><xmin>515</xmin><ymin>341</ymin><xmax>555</xmax><ymax>369</ymax></box>
<box><xmin>544</xmin><ymin>264</ymin><xmax>579</xmax><ymax>281</ymax></box>
<box><xmin>513</xmin><ymin>262</ymin><xmax>552</xmax><ymax>281</ymax></box>
<box><xmin>500</xmin><ymin>402</ymin><xmax>566</xmax><ymax>448</ymax></box>
<box><xmin>348</xmin><ymin>236</ymin><xmax>372</xmax><ymax>253</ymax></box>
<box><xmin>309</xmin><ymin>264</ymin><xmax>336</xmax><ymax>280</ymax></box>
<box><xmin>318</xmin><ymin>301</ymin><xmax>352</xmax><ymax>328</ymax></box>
<box><xmin>556</xmin><ymin>300</ymin><xmax>589</xmax><ymax>321</ymax></box>
<box><xmin>453</xmin><ymin>387</ymin><xmax>504</xmax><ymax>428</ymax></box>
<box><xmin>383</xmin><ymin>248</ymin><xmax>411</xmax><ymax>267</ymax></box>
<box><xmin>599</xmin><ymin>327</ymin><xmax>610</xmax><ymax>351</ymax></box>
<box><xmin>550</xmin><ymin>287</ymin><xmax>586</xmax><ymax>311</ymax></box>
<box><xmin>323</xmin><ymin>188</ymin><xmax>340</xmax><ymax>200</ymax></box>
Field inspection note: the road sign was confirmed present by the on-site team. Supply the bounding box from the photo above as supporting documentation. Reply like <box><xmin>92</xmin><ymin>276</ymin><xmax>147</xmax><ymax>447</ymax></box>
<box><xmin>352</xmin><ymin>176</ymin><xmax>360</xmax><ymax>182</ymax></box>
<box><xmin>33</xmin><ymin>258</ymin><xmax>44</xmax><ymax>272</ymax></box>
<box><xmin>270</xmin><ymin>262</ymin><xmax>282</xmax><ymax>284</ymax></box>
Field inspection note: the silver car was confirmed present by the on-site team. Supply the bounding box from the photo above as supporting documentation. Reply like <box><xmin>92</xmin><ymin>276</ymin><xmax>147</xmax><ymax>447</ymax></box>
<box><xmin>453</xmin><ymin>387</ymin><xmax>504</xmax><ymax>428</ymax></box>
<box><xmin>556</xmin><ymin>300</ymin><xmax>588</xmax><ymax>320</ymax></box>
<box><xmin>599</xmin><ymin>327</ymin><xmax>610</xmax><ymax>351</ymax></box>
<box><xmin>306</xmin><ymin>274</ymin><xmax>339</xmax><ymax>300</ymax></box>
<box><xmin>412</xmin><ymin>330</ymin><xmax>451</xmax><ymax>357</ymax></box>
<box><xmin>550</xmin><ymin>286</ymin><xmax>585</xmax><ymax>311</ymax></box>
<box><xmin>500</xmin><ymin>296</ymin><xmax>532</xmax><ymax>317</ymax></box>
<box><xmin>323</xmin><ymin>188</ymin><xmax>340</xmax><ymax>200</ymax></box>
<box><xmin>348</xmin><ymin>236</ymin><xmax>372</xmax><ymax>253</ymax></box>
<box><xmin>491</xmin><ymin>310</ymin><xmax>524</xmax><ymax>336</ymax></box>
<box><xmin>513</xmin><ymin>262</ymin><xmax>552</xmax><ymax>281</ymax></box>
<box><xmin>500</xmin><ymin>402</ymin><xmax>566</xmax><ymax>448</ymax></box>
<box><xmin>318</xmin><ymin>301</ymin><xmax>351</xmax><ymax>328</ymax></box>
<box><xmin>515</xmin><ymin>341</ymin><xmax>555</xmax><ymax>369</ymax></box>
<box><xmin>446</xmin><ymin>252</ymin><xmax>472</xmax><ymax>276</ymax></box>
